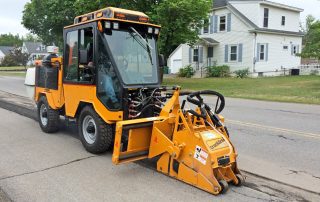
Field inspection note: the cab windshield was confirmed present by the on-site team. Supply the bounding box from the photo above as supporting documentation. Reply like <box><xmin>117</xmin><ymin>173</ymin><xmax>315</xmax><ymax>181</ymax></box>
<box><xmin>103</xmin><ymin>28</ymin><xmax>158</xmax><ymax>85</ymax></box>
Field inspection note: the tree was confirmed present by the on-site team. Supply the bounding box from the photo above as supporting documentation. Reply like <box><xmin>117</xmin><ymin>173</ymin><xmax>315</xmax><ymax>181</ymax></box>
<box><xmin>22</xmin><ymin>0</ymin><xmax>212</xmax><ymax>58</ymax></box>
<box><xmin>23</xmin><ymin>33</ymin><xmax>41</xmax><ymax>42</ymax></box>
<box><xmin>1</xmin><ymin>54</ymin><xmax>18</xmax><ymax>67</ymax></box>
<box><xmin>1</xmin><ymin>47</ymin><xmax>30</xmax><ymax>68</ymax></box>
<box><xmin>151</xmin><ymin>0</ymin><xmax>212</xmax><ymax>58</ymax></box>
<box><xmin>12</xmin><ymin>48</ymin><xmax>30</xmax><ymax>69</ymax></box>
<box><xmin>0</xmin><ymin>33</ymin><xmax>23</xmax><ymax>46</ymax></box>
<box><xmin>22</xmin><ymin>0</ymin><xmax>76</xmax><ymax>48</ymax></box>
<box><xmin>300</xmin><ymin>16</ymin><xmax>320</xmax><ymax>60</ymax></box>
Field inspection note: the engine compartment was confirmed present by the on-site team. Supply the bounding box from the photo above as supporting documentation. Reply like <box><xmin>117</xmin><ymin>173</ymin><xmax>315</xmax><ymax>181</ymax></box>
<box><xmin>124</xmin><ymin>88</ymin><xmax>167</xmax><ymax>119</ymax></box>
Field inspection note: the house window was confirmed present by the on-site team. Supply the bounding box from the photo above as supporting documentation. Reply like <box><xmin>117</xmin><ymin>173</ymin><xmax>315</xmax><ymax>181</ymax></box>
<box><xmin>263</xmin><ymin>8</ymin><xmax>269</xmax><ymax>28</ymax></box>
<box><xmin>219</xmin><ymin>15</ymin><xmax>226</xmax><ymax>32</ymax></box>
<box><xmin>283</xmin><ymin>45</ymin><xmax>288</xmax><ymax>50</ymax></box>
<box><xmin>203</xmin><ymin>18</ymin><xmax>209</xmax><ymax>34</ymax></box>
<box><xmin>193</xmin><ymin>49</ymin><xmax>199</xmax><ymax>62</ymax></box>
<box><xmin>292</xmin><ymin>45</ymin><xmax>299</xmax><ymax>55</ymax></box>
<box><xmin>259</xmin><ymin>44</ymin><xmax>266</xmax><ymax>60</ymax></box>
<box><xmin>281</xmin><ymin>16</ymin><xmax>286</xmax><ymax>26</ymax></box>
<box><xmin>229</xmin><ymin>45</ymin><xmax>238</xmax><ymax>61</ymax></box>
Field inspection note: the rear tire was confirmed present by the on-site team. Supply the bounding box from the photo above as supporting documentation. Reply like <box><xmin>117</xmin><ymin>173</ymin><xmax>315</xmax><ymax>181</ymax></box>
<box><xmin>37</xmin><ymin>96</ymin><xmax>59</xmax><ymax>133</ymax></box>
<box><xmin>78</xmin><ymin>106</ymin><xmax>114</xmax><ymax>154</ymax></box>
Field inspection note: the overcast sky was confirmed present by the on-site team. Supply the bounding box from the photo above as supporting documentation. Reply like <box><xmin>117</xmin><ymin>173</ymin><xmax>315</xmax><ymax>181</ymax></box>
<box><xmin>0</xmin><ymin>0</ymin><xmax>320</xmax><ymax>36</ymax></box>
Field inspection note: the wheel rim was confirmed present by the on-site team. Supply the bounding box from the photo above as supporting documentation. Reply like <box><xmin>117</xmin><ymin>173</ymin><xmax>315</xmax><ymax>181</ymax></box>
<box><xmin>82</xmin><ymin>115</ymin><xmax>97</xmax><ymax>144</ymax></box>
<box><xmin>40</xmin><ymin>104</ymin><xmax>48</xmax><ymax>126</ymax></box>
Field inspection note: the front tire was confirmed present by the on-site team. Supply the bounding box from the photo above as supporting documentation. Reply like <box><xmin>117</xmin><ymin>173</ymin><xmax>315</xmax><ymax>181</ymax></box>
<box><xmin>219</xmin><ymin>180</ymin><xmax>229</xmax><ymax>194</ymax></box>
<box><xmin>37</xmin><ymin>96</ymin><xmax>59</xmax><ymax>133</ymax></box>
<box><xmin>78</xmin><ymin>106</ymin><xmax>113</xmax><ymax>154</ymax></box>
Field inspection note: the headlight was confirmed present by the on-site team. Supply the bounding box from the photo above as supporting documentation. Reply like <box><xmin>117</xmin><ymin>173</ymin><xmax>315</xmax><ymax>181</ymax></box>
<box><xmin>113</xmin><ymin>22</ymin><xmax>119</xmax><ymax>30</ymax></box>
<box><xmin>154</xmin><ymin>28</ymin><xmax>160</xmax><ymax>35</ymax></box>
<box><xmin>105</xmin><ymin>21</ymin><xmax>111</xmax><ymax>29</ymax></box>
<box><xmin>148</xmin><ymin>27</ymin><xmax>153</xmax><ymax>34</ymax></box>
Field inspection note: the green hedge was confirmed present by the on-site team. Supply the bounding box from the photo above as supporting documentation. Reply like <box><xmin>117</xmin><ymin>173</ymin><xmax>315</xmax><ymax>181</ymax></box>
<box><xmin>234</xmin><ymin>68</ymin><xmax>249</xmax><ymax>78</ymax></box>
<box><xmin>178</xmin><ymin>65</ymin><xmax>195</xmax><ymax>78</ymax></box>
<box><xmin>206</xmin><ymin>65</ymin><xmax>230</xmax><ymax>77</ymax></box>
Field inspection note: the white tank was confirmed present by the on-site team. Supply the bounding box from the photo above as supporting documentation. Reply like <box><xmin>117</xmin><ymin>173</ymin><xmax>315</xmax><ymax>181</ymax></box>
<box><xmin>24</xmin><ymin>67</ymin><xmax>36</xmax><ymax>100</ymax></box>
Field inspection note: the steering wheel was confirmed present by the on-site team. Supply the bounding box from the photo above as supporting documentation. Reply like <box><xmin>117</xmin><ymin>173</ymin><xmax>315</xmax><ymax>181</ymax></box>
<box><xmin>186</xmin><ymin>90</ymin><xmax>225</xmax><ymax>119</ymax></box>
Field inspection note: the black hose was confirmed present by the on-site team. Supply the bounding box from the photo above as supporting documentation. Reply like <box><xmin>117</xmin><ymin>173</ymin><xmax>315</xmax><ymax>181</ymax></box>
<box><xmin>187</xmin><ymin>90</ymin><xmax>225</xmax><ymax>114</ymax></box>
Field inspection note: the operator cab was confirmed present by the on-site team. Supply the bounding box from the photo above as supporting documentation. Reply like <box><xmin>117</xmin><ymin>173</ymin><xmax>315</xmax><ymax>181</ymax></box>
<box><xmin>63</xmin><ymin>7</ymin><xmax>162</xmax><ymax>116</ymax></box>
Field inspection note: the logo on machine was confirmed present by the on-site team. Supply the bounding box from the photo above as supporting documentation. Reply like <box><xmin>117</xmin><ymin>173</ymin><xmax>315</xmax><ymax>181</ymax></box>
<box><xmin>209</xmin><ymin>138</ymin><xmax>225</xmax><ymax>151</ymax></box>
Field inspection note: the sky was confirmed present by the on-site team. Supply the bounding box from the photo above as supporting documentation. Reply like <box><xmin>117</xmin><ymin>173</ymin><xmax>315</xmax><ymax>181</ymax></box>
<box><xmin>0</xmin><ymin>0</ymin><xmax>320</xmax><ymax>36</ymax></box>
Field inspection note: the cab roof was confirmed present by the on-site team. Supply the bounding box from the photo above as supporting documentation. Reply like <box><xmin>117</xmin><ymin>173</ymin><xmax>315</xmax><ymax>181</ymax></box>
<box><xmin>64</xmin><ymin>7</ymin><xmax>160</xmax><ymax>29</ymax></box>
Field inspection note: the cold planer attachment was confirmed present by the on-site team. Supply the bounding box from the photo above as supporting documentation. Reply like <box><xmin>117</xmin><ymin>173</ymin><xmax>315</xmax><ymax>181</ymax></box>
<box><xmin>112</xmin><ymin>88</ymin><xmax>244</xmax><ymax>195</ymax></box>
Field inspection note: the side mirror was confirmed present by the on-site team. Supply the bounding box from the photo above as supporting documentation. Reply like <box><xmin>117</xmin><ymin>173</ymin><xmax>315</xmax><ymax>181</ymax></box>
<box><xmin>79</xmin><ymin>49</ymin><xmax>89</xmax><ymax>64</ymax></box>
<box><xmin>158</xmin><ymin>54</ymin><xmax>166</xmax><ymax>84</ymax></box>
<box><xmin>158</xmin><ymin>54</ymin><xmax>166</xmax><ymax>67</ymax></box>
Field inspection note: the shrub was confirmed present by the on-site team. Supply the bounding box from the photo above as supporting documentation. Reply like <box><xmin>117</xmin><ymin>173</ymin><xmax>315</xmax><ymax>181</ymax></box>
<box><xmin>310</xmin><ymin>70</ymin><xmax>319</xmax><ymax>76</ymax></box>
<box><xmin>1</xmin><ymin>55</ymin><xmax>19</xmax><ymax>66</ymax></box>
<box><xmin>178</xmin><ymin>65</ymin><xmax>195</xmax><ymax>78</ymax></box>
<box><xmin>206</xmin><ymin>65</ymin><xmax>230</xmax><ymax>77</ymax></box>
<box><xmin>234</xmin><ymin>68</ymin><xmax>250</xmax><ymax>78</ymax></box>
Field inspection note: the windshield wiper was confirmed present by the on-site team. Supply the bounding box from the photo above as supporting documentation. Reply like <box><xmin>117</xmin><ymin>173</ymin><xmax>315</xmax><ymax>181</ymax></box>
<box><xmin>129</xmin><ymin>27</ymin><xmax>153</xmax><ymax>50</ymax></box>
<box><xmin>129</xmin><ymin>27</ymin><xmax>153</xmax><ymax>65</ymax></box>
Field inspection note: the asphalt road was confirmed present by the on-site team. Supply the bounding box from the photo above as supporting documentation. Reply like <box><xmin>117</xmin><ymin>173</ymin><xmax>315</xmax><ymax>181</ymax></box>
<box><xmin>0</xmin><ymin>75</ymin><xmax>320</xmax><ymax>201</ymax></box>
<box><xmin>204</xmin><ymin>95</ymin><xmax>320</xmax><ymax>193</ymax></box>
<box><xmin>0</xmin><ymin>108</ymin><xmax>318</xmax><ymax>202</ymax></box>
<box><xmin>0</xmin><ymin>76</ymin><xmax>27</xmax><ymax>97</ymax></box>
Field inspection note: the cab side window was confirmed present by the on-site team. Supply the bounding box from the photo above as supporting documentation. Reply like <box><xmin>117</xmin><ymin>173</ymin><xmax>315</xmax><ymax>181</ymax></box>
<box><xmin>79</xmin><ymin>28</ymin><xmax>94</xmax><ymax>82</ymax></box>
<box><xmin>64</xmin><ymin>27</ymin><xmax>94</xmax><ymax>83</ymax></box>
<box><xmin>64</xmin><ymin>30</ymin><xmax>78</xmax><ymax>81</ymax></box>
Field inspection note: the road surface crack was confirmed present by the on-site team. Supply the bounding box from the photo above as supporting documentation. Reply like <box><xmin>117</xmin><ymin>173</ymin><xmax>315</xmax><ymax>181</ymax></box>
<box><xmin>264</xmin><ymin>108</ymin><xmax>319</xmax><ymax>116</ymax></box>
<box><xmin>277</xmin><ymin>135</ymin><xmax>295</xmax><ymax>141</ymax></box>
<box><xmin>0</xmin><ymin>156</ymin><xmax>96</xmax><ymax>181</ymax></box>
<box><xmin>287</xmin><ymin>169</ymin><xmax>320</xmax><ymax>180</ymax></box>
<box><xmin>231</xmin><ymin>189</ymin><xmax>276</xmax><ymax>201</ymax></box>
<box><xmin>244</xmin><ymin>182</ymin><xmax>283</xmax><ymax>201</ymax></box>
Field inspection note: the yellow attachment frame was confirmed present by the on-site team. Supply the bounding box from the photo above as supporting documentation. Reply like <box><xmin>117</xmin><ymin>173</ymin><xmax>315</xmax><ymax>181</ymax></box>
<box><xmin>112</xmin><ymin>89</ymin><xmax>242</xmax><ymax>195</ymax></box>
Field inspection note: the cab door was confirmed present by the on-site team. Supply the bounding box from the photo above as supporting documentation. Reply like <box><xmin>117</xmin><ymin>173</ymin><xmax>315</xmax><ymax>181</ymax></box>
<box><xmin>62</xmin><ymin>24</ymin><xmax>96</xmax><ymax>117</ymax></box>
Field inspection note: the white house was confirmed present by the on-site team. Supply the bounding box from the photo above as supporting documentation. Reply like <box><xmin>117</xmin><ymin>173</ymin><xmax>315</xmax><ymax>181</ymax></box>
<box><xmin>0</xmin><ymin>46</ymin><xmax>14</xmax><ymax>64</ymax></box>
<box><xmin>22</xmin><ymin>42</ymin><xmax>47</xmax><ymax>66</ymax></box>
<box><xmin>168</xmin><ymin>0</ymin><xmax>304</xmax><ymax>76</ymax></box>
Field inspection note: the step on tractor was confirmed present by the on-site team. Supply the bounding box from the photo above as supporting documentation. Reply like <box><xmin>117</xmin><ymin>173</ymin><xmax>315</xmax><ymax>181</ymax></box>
<box><xmin>32</xmin><ymin>7</ymin><xmax>244</xmax><ymax>195</ymax></box>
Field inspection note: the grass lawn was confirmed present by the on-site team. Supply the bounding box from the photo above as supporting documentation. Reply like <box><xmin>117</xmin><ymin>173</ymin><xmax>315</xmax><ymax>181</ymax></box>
<box><xmin>0</xmin><ymin>72</ymin><xmax>26</xmax><ymax>77</ymax></box>
<box><xmin>163</xmin><ymin>76</ymin><xmax>320</xmax><ymax>104</ymax></box>
<box><xmin>0</xmin><ymin>66</ymin><xmax>27</xmax><ymax>71</ymax></box>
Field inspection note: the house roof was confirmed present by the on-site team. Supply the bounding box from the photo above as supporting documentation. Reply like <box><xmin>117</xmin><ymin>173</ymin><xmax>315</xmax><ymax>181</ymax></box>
<box><xmin>214</xmin><ymin>0</ymin><xmax>261</xmax><ymax>9</ymax></box>
<box><xmin>260</xmin><ymin>1</ymin><xmax>303</xmax><ymax>12</ymax></box>
<box><xmin>251</xmin><ymin>28</ymin><xmax>305</xmax><ymax>36</ymax></box>
<box><xmin>213</xmin><ymin>0</ymin><xmax>228</xmax><ymax>8</ymax></box>
<box><xmin>201</xmin><ymin>37</ymin><xmax>220</xmax><ymax>45</ymax></box>
<box><xmin>214</xmin><ymin>0</ymin><xmax>303</xmax><ymax>12</ymax></box>
<box><xmin>168</xmin><ymin>44</ymin><xmax>183</xmax><ymax>59</ymax></box>
<box><xmin>227</xmin><ymin>3</ymin><xmax>258</xmax><ymax>28</ymax></box>
<box><xmin>0</xmin><ymin>46</ymin><xmax>14</xmax><ymax>56</ymax></box>
<box><xmin>23</xmin><ymin>42</ymin><xmax>46</xmax><ymax>54</ymax></box>
<box><xmin>223</xmin><ymin>1</ymin><xmax>304</xmax><ymax>36</ymax></box>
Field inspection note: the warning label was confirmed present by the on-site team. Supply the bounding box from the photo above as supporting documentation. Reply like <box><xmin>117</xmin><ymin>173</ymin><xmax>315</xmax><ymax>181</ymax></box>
<box><xmin>194</xmin><ymin>145</ymin><xmax>208</xmax><ymax>165</ymax></box>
